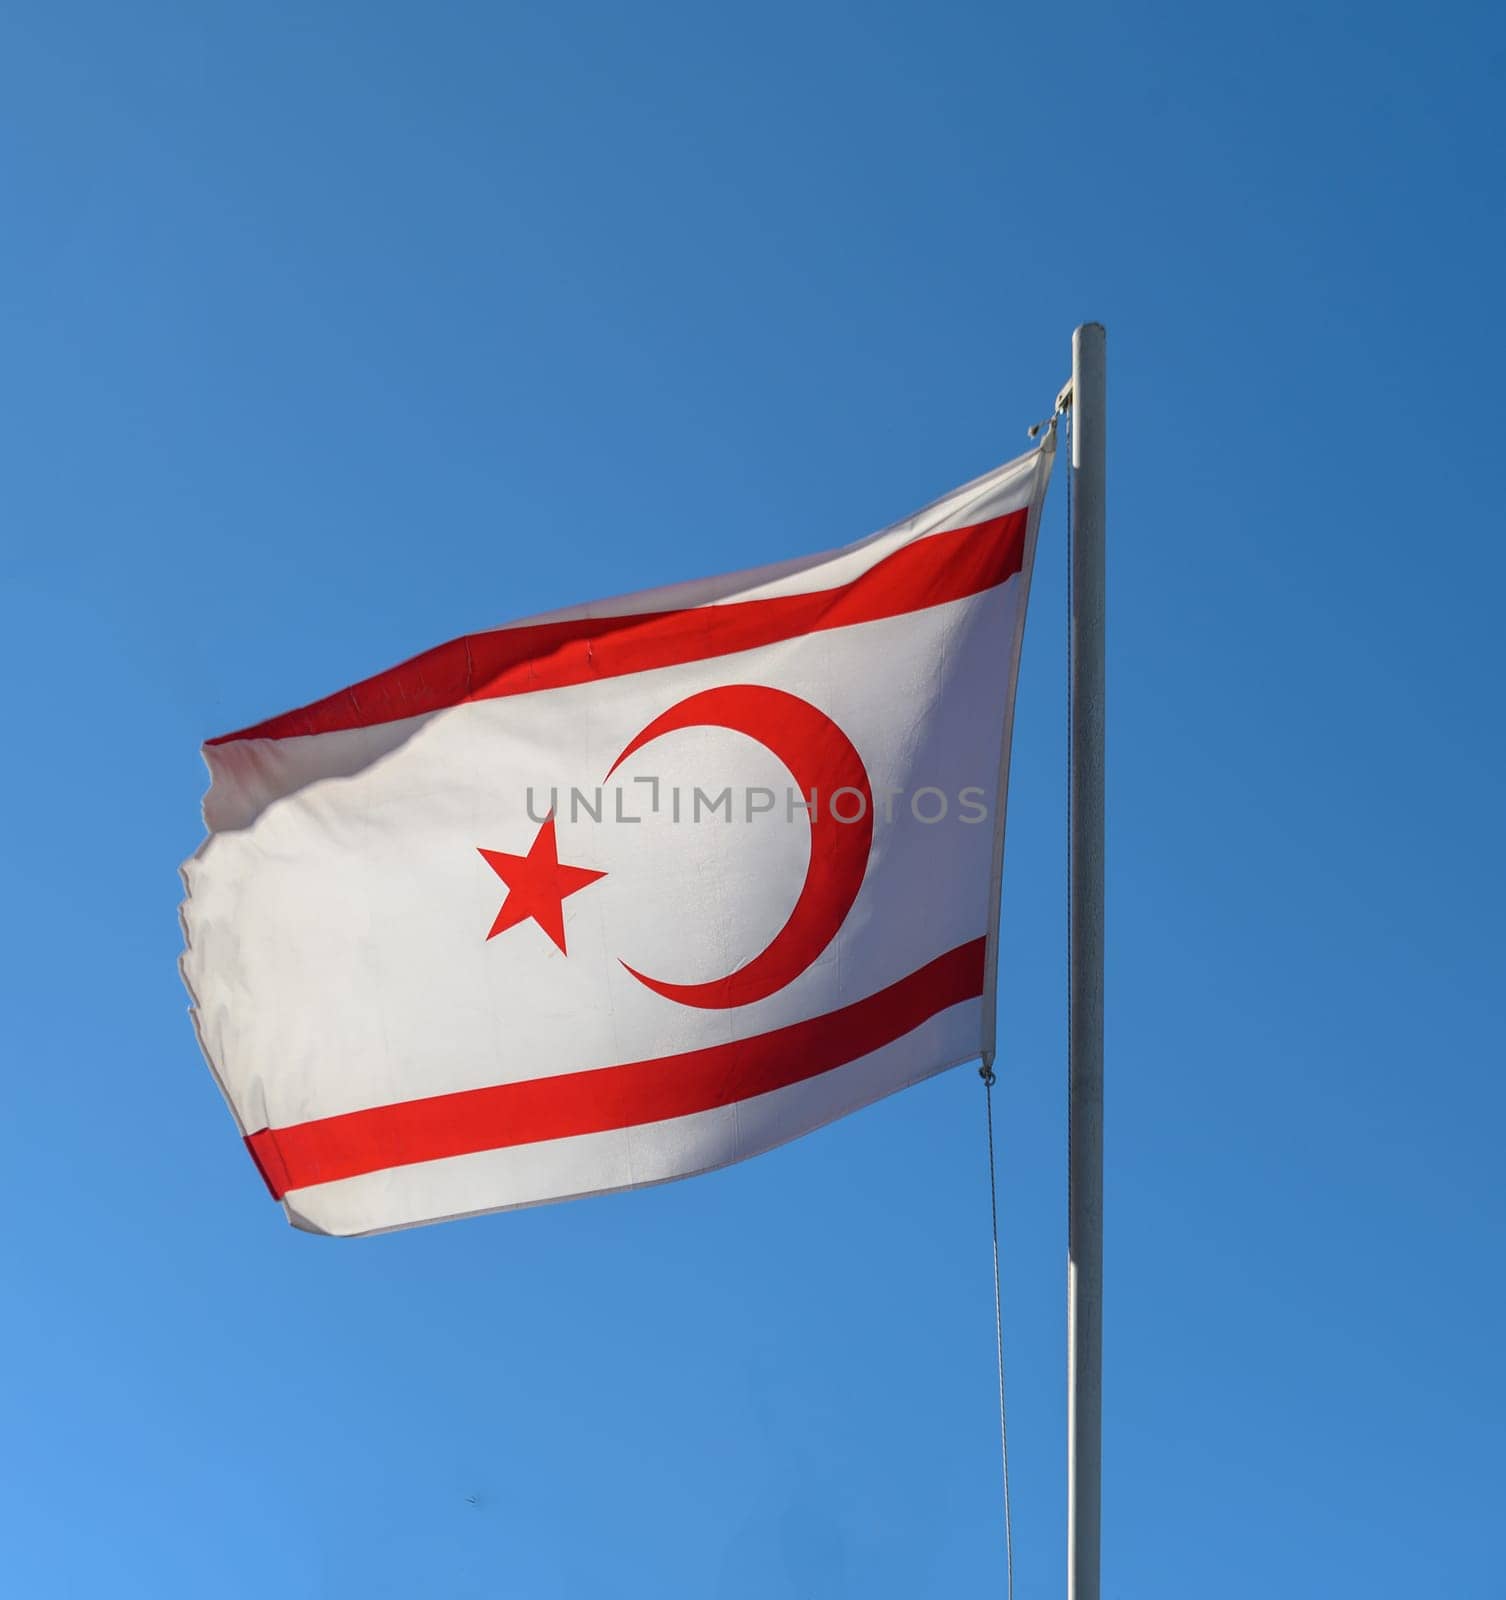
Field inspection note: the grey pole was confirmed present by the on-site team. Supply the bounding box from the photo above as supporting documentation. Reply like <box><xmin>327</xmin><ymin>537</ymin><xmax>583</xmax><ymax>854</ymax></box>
<box><xmin>1067</xmin><ymin>322</ymin><xmax>1105</xmax><ymax>1600</ymax></box>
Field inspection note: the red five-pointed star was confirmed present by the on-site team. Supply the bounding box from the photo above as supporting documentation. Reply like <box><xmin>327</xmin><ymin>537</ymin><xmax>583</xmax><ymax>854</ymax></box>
<box><xmin>477</xmin><ymin>818</ymin><xmax>606</xmax><ymax>954</ymax></box>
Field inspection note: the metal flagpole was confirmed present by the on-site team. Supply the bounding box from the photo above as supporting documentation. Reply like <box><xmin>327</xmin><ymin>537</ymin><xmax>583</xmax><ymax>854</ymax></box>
<box><xmin>1067</xmin><ymin>322</ymin><xmax>1105</xmax><ymax>1600</ymax></box>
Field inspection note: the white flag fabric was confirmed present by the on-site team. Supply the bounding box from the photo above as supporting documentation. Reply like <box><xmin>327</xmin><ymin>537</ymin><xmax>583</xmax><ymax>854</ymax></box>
<box><xmin>181</xmin><ymin>440</ymin><xmax>1054</xmax><ymax>1236</ymax></box>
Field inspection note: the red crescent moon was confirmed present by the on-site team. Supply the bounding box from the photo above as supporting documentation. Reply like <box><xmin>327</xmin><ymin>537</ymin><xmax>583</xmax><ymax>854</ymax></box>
<box><xmin>605</xmin><ymin>685</ymin><xmax>873</xmax><ymax>1010</ymax></box>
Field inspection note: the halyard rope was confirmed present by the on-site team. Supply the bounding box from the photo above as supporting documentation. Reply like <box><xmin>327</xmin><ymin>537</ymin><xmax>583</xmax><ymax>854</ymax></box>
<box><xmin>981</xmin><ymin>402</ymin><xmax>1068</xmax><ymax>1598</ymax></box>
<box><xmin>981</xmin><ymin>1059</ymin><xmax>1014</xmax><ymax>1600</ymax></box>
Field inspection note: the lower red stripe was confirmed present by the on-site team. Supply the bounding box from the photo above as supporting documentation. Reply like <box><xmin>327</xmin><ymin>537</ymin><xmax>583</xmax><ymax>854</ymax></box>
<box><xmin>246</xmin><ymin>939</ymin><xmax>986</xmax><ymax>1198</ymax></box>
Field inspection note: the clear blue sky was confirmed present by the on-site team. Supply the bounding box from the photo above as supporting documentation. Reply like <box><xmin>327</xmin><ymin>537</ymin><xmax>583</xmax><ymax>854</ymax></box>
<box><xmin>3</xmin><ymin>2</ymin><xmax>1503</xmax><ymax>1594</ymax></box>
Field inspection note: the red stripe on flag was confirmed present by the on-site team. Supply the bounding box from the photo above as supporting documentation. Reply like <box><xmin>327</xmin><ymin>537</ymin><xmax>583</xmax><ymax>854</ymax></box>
<box><xmin>245</xmin><ymin>938</ymin><xmax>987</xmax><ymax>1199</ymax></box>
<box><xmin>210</xmin><ymin>511</ymin><xmax>1027</xmax><ymax>745</ymax></box>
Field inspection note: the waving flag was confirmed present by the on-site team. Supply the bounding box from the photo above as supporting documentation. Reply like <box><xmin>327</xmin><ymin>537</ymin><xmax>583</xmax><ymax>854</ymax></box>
<box><xmin>180</xmin><ymin>440</ymin><xmax>1054</xmax><ymax>1235</ymax></box>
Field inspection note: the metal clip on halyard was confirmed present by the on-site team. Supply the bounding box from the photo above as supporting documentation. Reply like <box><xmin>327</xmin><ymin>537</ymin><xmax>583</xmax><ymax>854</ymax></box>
<box><xmin>1026</xmin><ymin>375</ymin><xmax>1075</xmax><ymax>441</ymax></box>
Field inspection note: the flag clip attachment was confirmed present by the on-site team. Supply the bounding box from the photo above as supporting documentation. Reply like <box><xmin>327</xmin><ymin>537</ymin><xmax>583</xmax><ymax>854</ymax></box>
<box><xmin>1026</xmin><ymin>376</ymin><xmax>1075</xmax><ymax>440</ymax></box>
